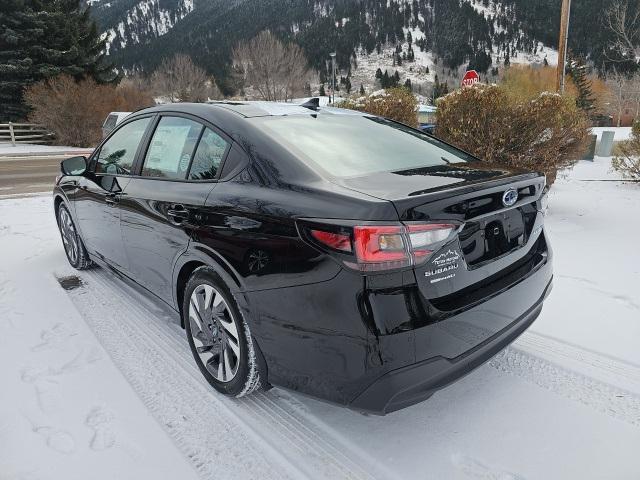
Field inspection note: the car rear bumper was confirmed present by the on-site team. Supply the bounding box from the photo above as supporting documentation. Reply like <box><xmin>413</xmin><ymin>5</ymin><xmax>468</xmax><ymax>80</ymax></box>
<box><xmin>350</xmin><ymin>269</ymin><xmax>553</xmax><ymax>415</ymax></box>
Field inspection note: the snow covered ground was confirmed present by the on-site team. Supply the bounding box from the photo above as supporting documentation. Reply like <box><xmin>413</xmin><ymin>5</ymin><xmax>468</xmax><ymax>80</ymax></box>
<box><xmin>0</xmin><ymin>144</ymin><xmax>93</xmax><ymax>157</ymax></box>
<box><xmin>1</xmin><ymin>157</ymin><xmax>639</xmax><ymax>479</ymax></box>
<box><xmin>591</xmin><ymin>126</ymin><xmax>633</xmax><ymax>142</ymax></box>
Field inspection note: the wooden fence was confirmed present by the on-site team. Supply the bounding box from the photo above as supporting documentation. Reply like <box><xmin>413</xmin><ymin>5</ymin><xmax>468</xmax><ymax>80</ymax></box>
<box><xmin>0</xmin><ymin>123</ymin><xmax>54</xmax><ymax>146</ymax></box>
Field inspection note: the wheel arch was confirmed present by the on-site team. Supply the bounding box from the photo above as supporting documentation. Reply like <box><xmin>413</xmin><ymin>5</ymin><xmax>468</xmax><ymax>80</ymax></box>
<box><xmin>173</xmin><ymin>243</ymin><xmax>244</xmax><ymax>328</ymax></box>
<box><xmin>53</xmin><ymin>194</ymin><xmax>65</xmax><ymax>222</ymax></box>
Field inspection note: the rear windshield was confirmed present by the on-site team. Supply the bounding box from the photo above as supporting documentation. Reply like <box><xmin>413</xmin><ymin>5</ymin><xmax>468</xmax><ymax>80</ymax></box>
<box><xmin>254</xmin><ymin>114</ymin><xmax>476</xmax><ymax>178</ymax></box>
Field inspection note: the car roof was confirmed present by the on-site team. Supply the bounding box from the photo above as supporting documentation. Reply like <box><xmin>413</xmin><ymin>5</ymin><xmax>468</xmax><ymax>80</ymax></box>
<box><xmin>135</xmin><ymin>100</ymin><xmax>371</xmax><ymax>120</ymax></box>
<box><xmin>206</xmin><ymin>100</ymin><xmax>370</xmax><ymax>118</ymax></box>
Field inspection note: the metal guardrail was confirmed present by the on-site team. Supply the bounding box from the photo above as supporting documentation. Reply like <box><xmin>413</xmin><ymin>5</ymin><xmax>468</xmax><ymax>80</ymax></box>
<box><xmin>0</xmin><ymin>123</ymin><xmax>55</xmax><ymax>146</ymax></box>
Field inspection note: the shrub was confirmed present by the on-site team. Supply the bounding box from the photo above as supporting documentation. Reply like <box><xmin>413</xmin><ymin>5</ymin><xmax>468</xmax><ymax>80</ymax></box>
<box><xmin>338</xmin><ymin>88</ymin><xmax>418</xmax><ymax>127</ymax></box>
<box><xmin>435</xmin><ymin>84</ymin><xmax>590</xmax><ymax>184</ymax></box>
<box><xmin>24</xmin><ymin>75</ymin><xmax>154</xmax><ymax>147</ymax></box>
<box><xmin>612</xmin><ymin>120</ymin><xmax>640</xmax><ymax>180</ymax></box>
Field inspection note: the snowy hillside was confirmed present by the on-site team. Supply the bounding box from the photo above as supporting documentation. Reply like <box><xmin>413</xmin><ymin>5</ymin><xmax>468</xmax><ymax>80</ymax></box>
<box><xmin>86</xmin><ymin>0</ymin><xmax>565</xmax><ymax>95</ymax></box>
<box><xmin>92</xmin><ymin>0</ymin><xmax>195</xmax><ymax>54</ymax></box>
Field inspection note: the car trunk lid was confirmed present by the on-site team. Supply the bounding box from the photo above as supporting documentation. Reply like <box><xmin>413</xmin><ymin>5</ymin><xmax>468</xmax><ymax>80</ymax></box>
<box><xmin>333</xmin><ymin>164</ymin><xmax>546</xmax><ymax>300</ymax></box>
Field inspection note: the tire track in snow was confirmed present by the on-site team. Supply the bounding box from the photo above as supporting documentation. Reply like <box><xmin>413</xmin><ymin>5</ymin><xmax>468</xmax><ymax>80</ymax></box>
<box><xmin>515</xmin><ymin>331</ymin><xmax>640</xmax><ymax>393</ymax></box>
<box><xmin>491</xmin><ymin>343</ymin><xmax>640</xmax><ymax>428</ymax></box>
<box><xmin>437</xmin><ymin>321</ymin><xmax>640</xmax><ymax>428</ymax></box>
<box><xmin>63</xmin><ymin>268</ymin><xmax>388</xmax><ymax>480</ymax></box>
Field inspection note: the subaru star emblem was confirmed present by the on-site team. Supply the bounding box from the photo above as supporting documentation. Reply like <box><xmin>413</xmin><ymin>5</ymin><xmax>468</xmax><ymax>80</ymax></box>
<box><xmin>502</xmin><ymin>188</ymin><xmax>518</xmax><ymax>207</ymax></box>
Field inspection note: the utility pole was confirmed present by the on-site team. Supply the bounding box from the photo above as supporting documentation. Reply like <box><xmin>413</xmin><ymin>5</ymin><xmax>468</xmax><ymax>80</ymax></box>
<box><xmin>330</xmin><ymin>52</ymin><xmax>336</xmax><ymax>104</ymax></box>
<box><xmin>556</xmin><ymin>0</ymin><xmax>572</xmax><ymax>93</ymax></box>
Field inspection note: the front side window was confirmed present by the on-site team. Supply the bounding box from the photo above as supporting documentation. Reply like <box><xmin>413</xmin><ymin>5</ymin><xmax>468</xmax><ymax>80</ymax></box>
<box><xmin>96</xmin><ymin>117</ymin><xmax>151</xmax><ymax>175</ymax></box>
<box><xmin>189</xmin><ymin>128</ymin><xmax>229</xmax><ymax>180</ymax></box>
<box><xmin>142</xmin><ymin>117</ymin><xmax>203</xmax><ymax>180</ymax></box>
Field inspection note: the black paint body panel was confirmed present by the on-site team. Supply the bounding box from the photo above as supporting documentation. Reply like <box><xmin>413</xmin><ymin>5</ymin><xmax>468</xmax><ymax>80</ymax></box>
<box><xmin>53</xmin><ymin>102</ymin><xmax>553</xmax><ymax>414</ymax></box>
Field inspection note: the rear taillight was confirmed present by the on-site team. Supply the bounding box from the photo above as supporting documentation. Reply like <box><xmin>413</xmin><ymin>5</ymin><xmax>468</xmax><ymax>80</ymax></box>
<box><xmin>308</xmin><ymin>222</ymin><xmax>458</xmax><ymax>272</ymax></box>
<box><xmin>310</xmin><ymin>229</ymin><xmax>352</xmax><ymax>253</ymax></box>
<box><xmin>354</xmin><ymin>225</ymin><xmax>410</xmax><ymax>271</ymax></box>
<box><xmin>406</xmin><ymin>224</ymin><xmax>457</xmax><ymax>263</ymax></box>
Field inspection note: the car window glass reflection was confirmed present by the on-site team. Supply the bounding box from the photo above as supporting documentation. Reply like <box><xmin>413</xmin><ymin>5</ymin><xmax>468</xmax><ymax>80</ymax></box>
<box><xmin>189</xmin><ymin>128</ymin><xmax>229</xmax><ymax>180</ymax></box>
<box><xmin>96</xmin><ymin>117</ymin><xmax>151</xmax><ymax>175</ymax></box>
<box><xmin>142</xmin><ymin>117</ymin><xmax>203</xmax><ymax>180</ymax></box>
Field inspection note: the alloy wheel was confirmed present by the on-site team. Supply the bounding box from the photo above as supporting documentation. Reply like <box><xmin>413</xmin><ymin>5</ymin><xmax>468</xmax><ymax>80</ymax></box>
<box><xmin>188</xmin><ymin>284</ymin><xmax>240</xmax><ymax>382</ymax></box>
<box><xmin>59</xmin><ymin>208</ymin><xmax>79</xmax><ymax>265</ymax></box>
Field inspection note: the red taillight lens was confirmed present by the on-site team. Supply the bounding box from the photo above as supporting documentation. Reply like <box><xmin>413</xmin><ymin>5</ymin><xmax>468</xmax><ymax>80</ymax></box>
<box><xmin>307</xmin><ymin>222</ymin><xmax>458</xmax><ymax>272</ymax></box>
<box><xmin>310</xmin><ymin>229</ymin><xmax>352</xmax><ymax>252</ymax></box>
<box><xmin>353</xmin><ymin>225</ymin><xmax>410</xmax><ymax>270</ymax></box>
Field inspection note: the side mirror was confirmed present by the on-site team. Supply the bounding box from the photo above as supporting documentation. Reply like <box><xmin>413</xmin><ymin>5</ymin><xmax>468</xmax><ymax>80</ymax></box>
<box><xmin>61</xmin><ymin>156</ymin><xmax>87</xmax><ymax>176</ymax></box>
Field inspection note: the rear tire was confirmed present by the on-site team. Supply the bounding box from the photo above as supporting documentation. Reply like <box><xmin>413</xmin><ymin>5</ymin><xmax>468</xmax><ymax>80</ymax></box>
<box><xmin>57</xmin><ymin>204</ymin><xmax>93</xmax><ymax>270</ymax></box>
<box><xmin>183</xmin><ymin>267</ymin><xmax>261</xmax><ymax>397</ymax></box>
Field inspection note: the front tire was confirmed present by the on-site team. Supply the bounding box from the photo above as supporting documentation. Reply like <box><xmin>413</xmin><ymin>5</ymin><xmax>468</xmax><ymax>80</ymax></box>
<box><xmin>57</xmin><ymin>204</ymin><xmax>93</xmax><ymax>270</ymax></box>
<box><xmin>183</xmin><ymin>267</ymin><xmax>261</xmax><ymax>397</ymax></box>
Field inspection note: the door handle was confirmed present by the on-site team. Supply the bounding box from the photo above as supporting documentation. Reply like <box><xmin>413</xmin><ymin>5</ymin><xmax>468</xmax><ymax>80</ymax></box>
<box><xmin>167</xmin><ymin>204</ymin><xmax>189</xmax><ymax>223</ymax></box>
<box><xmin>105</xmin><ymin>193</ymin><xmax>119</xmax><ymax>206</ymax></box>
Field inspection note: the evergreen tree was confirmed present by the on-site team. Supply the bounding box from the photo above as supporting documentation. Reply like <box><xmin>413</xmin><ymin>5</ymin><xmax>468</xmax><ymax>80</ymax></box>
<box><xmin>375</xmin><ymin>67</ymin><xmax>383</xmax><ymax>79</ymax></box>
<box><xmin>382</xmin><ymin>70</ymin><xmax>390</xmax><ymax>88</ymax></box>
<box><xmin>319</xmin><ymin>83</ymin><xmax>326</xmax><ymax>96</ymax></box>
<box><xmin>404</xmin><ymin>78</ymin><xmax>412</xmax><ymax>91</ymax></box>
<box><xmin>569</xmin><ymin>59</ymin><xmax>596</xmax><ymax>117</ymax></box>
<box><xmin>0</xmin><ymin>0</ymin><xmax>116</xmax><ymax>121</ymax></box>
<box><xmin>359</xmin><ymin>83</ymin><xmax>365</xmax><ymax>95</ymax></box>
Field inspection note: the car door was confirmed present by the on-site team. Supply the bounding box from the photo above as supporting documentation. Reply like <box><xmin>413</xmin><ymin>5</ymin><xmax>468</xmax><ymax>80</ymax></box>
<box><xmin>74</xmin><ymin>116</ymin><xmax>153</xmax><ymax>271</ymax></box>
<box><xmin>119</xmin><ymin>114</ymin><xmax>231</xmax><ymax>301</ymax></box>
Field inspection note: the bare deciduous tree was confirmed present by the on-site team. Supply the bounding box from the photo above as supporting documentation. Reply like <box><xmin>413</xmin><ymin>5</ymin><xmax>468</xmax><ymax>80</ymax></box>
<box><xmin>232</xmin><ymin>31</ymin><xmax>310</xmax><ymax>101</ymax></box>
<box><xmin>151</xmin><ymin>54</ymin><xmax>218</xmax><ymax>102</ymax></box>
<box><xmin>604</xmin><ymin>0</ymin><xmax>640</xmax><ymax>61</ymax></box>
<box><xmin>605</xmin><ymin>70</ymin><xmax>635</xmax><ymax>126</ymax></box>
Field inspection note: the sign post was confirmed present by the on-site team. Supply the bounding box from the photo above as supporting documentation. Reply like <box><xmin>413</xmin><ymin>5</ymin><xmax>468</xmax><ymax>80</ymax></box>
<box><xmin>461</xmin><ymin>70</ymin><xmax>480</xmax><ymax>87</ymax></box>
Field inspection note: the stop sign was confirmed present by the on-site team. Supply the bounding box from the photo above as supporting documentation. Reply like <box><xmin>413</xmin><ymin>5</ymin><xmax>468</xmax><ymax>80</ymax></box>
<box><xmin>461</xmin><ymin>70</ymin><xmax>480</xmax><ymax>87</ymax></box>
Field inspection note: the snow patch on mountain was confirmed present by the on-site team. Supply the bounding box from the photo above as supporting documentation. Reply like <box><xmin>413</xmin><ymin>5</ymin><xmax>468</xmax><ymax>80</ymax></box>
<box><xmin>101</xmin><ymin>0</ymin><xmax>194</xmax><ymax>54</ymax></box>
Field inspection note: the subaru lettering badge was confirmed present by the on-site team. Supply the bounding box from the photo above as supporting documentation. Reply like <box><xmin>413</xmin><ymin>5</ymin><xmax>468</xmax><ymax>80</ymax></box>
<box><xmin>502</xmin><ymin>188</ymin><xmax>518</xmax><ymax>207</ymax></box>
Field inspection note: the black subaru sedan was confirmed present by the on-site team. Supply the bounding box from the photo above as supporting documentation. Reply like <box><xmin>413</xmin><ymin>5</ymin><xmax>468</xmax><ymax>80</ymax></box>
<box><xmin>53</xmin><ymin>101</ymin><xmax>552</xmax><ymax>414</ymax></box>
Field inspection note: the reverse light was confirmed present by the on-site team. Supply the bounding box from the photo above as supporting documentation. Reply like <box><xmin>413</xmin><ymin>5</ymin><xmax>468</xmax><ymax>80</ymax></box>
<box><xmin>354</xmin><ymin>225</ymin><xmax>409</xmax><ymax>270</ymax></box>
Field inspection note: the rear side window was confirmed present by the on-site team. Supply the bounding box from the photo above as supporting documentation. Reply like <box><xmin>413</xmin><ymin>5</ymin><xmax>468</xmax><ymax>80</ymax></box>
<box><xmin>96</xmin><ymin>117</ymin><xmax>151</xmax><ymax>175</ymax></box>
<box><xmin>188</xmin><ymin>128</ymin><xmax>229</xmax><ymax>180</ymax></box>
<box><xmin>142</xmin><ymin>117</ymin><xmax>203</xmax><ymax>180</ymax></box>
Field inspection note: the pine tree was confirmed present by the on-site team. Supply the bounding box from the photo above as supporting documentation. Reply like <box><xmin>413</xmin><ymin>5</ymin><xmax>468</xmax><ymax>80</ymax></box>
<box><xmin>404</xmin><ymin>78</ymin><xmax>412</xmax><ymax>91</ymax></box>
<box><xmin>382</xmin><ymin>70</ymin><xmax>390</xmax><ymax>88</ymax></box>
<box><xmin>569</xmin><ymin>59</ymin><xmax>596</xmax><ymax>117</ymax></box>
<box><xmin>0</xmin><ymin>0</ymin><xmax>116</xmax><ymax>121</ymax></box>
<box><xmin>375</xmin><ymin>67</ymin><xmax>383</xmax><ymax>79</ymax></box>
<box><xmin>359</xmin><ymin>84</ymin><xmax>365</xmax><ymax>95</ymax></box>
<box><xmin>319</xmin><ymin>84</ymin><xmax>326</xmax><ymax>96</ymax></box>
